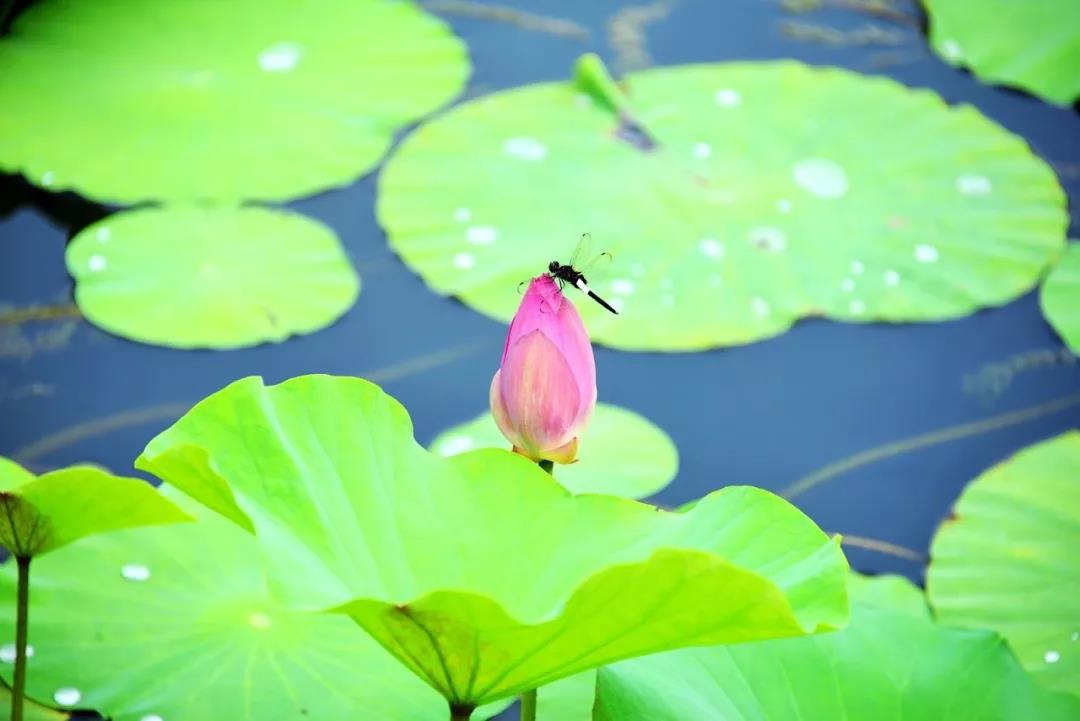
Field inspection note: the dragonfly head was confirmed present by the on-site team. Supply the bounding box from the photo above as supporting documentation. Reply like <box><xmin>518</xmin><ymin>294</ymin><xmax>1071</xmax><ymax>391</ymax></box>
<box><xmin>548</xmin><ymin>260</ymin><xmax>560</xmax><ymax>273</ymax></box>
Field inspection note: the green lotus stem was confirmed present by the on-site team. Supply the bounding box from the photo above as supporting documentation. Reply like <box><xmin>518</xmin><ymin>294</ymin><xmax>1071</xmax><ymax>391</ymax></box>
<box><xmin>11</xmin><ymin>555</ymin><xmax>30</xmax><ymax>721</ymax></box>
<box><xmin>520</xmin><ymin>688</ymin><xmax>538</xmax><ymax>721</ymax></box>
<box><xmin>515</xmin><ymin>464</ymin><xmax>552</xmax><ymax>720</ymax></box>
<box><xmin>449</xmin><ymin>703</ymin><xmax>474</xmax><ymax>721</ymax></box>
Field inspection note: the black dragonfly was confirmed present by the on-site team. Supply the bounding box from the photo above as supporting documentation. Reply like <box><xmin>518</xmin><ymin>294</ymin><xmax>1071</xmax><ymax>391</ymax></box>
<box><xmin>547</xmin><ymin>233</ymin><xmax>619</xmax><ymax>315</ymax></box>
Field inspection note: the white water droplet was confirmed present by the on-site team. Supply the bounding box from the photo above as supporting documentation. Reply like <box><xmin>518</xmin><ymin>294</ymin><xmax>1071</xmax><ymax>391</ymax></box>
<box><xmin>54</xmin><ymin>688</ymin><xmax>81</xmax><ymax>707</ymax></box>
<box><xmin>748</xmin><ymin>226</ymin><xmax>786</xmax><ymax>252</ymax></box>
<box><xmin>752</xmin><ymin>297</ymin><xmax>770</xmax><ymax>317</ymax></box>
<box><xmin>96</xmin><ymin>227</ymin><xmax>110</xmax><ymax>243</ymax></box>
<box><xmin>714</xmin><ymin>88</ymin><xmax>741</xmax><ymax>107</ymax></box>
<box><xmin>465</xmin><ymin>225</ymin><xmax>498</xmax><ymax>245</ymax></box>
<box><xmin>660</xmin><ymin>277</ymin><xmax>674</xmax><ymax>291</ymax></box>
<box><xmin>453</xmin><ymin>207</ymin><xmax>471</xmax><ymax>223</ymax></box>
<box><xmin>502</xmin><ymin>137</ymin><xmax>548</xmax><ymax>162</ymax></box>
<box><xmin>121</xmin><ymin>563</ymin><xmax>150</xmax><ymax>581</ymax></box>
<box><xmin>850</xmin><ymin>260</ymin><xmax>865</xmax><ymax>275</ymax></box>
<box><xmin>141</xmin><ymin>715</ymin><xmax>164</xmax><ymax>721</ymax></box>
<box><xmin>915</xmin><ymin>244</ymin><xmax>939</xmax><ymax>263</ymax></box>
<box><xmin>956</xmin><ymin>173</ymin><xmax>992</xmax><ymax>196</ymax></box>
<box><xmin>1072</xmin><ymin>631</ymin><xmax>1079</xmax><ymax>642</ymax></box>
<box><xmin>438</xmin><ymin>436</ymin><xmax>474</xmax><ymax>456</ymax></box>
<box><xmin>792</xmin><ymin>158</ymin><xmax>849</xmax><ymax>199</ymax></box>
<box><xmin>1045</xmin><ymin>650</ymin><xmax>1061</xmax><ymax>664</ymax></box>
<box><xmin>0</xmin><ymin>643</ymin><xmax>33</xmax><ymax>664</ymax></box>
<box><xmin>258</xmin><ymin>42</ymin><xmax>303</xmax><ymax>72</ymax></box>
<box><xmin>41</xmin><ymin>171</ymin><xmax>55</xmax><ymax>187</ymax></box>
<box><xmin>776</xmin><ymin>199</ymin><xmax>792</xmax><ymax>214</ymax></box>
<box><xmin>661</xmin><ymin>293</ymin><xmax>675</xmax><ymax>307</ymax></box>
<box><xmin>88</xmin><ymin>254</ymin><xmax>107</xmax><ymax>272</ymax></box>
<box><xmin>699</xmin><ymin>238</ymin><xmax>725</xmax><ymax>259</ymax></box>
<box><xmin>849</xmin><ymin>299</ymin><xmax>866</xmax><ymax>315</ymax></box>
<box><xmin>884</xmin><ymin>269</ymin><xmax>900</xmax><ymax>286</ymax></box>
<box><xmin>248</xmin><ymin>612</ymin><xmax>272</xmax><ymax>630</ymax></box>
<box><xmin>941</xmin><ymin>38</ymin><xmax>964</xmax><ymax>61</ymax></box>
<box><xmin>610</xmin><ymin>278</ymin><xmax>635</xmax><ymax>295</ymax></box>
<box><xmin>708</xmin><ymin>274</ymin><xmax>723</xmax><ymax>287</ymax></box>
<box><xmin>841</xmin><ymin>278</ymin><xmax>855</xmax><ymax>293</ymax></box>
<box><xmin>692</xmin><ymin>142</ymin><xmax>712</xmax><ymax>159</ymax></box>
<box><xmin>452</xmin><ymin>252</ymin><xmax>475</xmax><ymax>270</ymax></box>
<box><xmin>629</xmin><ymin>263</ymin><xmax>646</xmax><ymax>278</ymax></box>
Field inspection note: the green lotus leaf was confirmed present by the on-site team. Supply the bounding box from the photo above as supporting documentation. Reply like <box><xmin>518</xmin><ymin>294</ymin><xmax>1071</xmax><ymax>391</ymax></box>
<box><xmin>1041</xmin><ymin>244</ymin><xmax>1080</xmax><ymax>355</ymax></box>
<box><xmin>0</xmin><ymin>490</ymin><xmax>509</xmax><ymax>721</ymax></box>
<box><xmin>0</xmin><ymin>0</ymin><xmax>468</xmax><ymax>203</ymax></box>
<box><xmin>66</xmin><ymin>206</ymin><xmax>360</xmax><ymax>350</ymax></box>
<box><xmin>378</xmin><ymin>57</ymin><xmax>1066</xmax><ymax>351</ymax></box>
<box><xmin>593</xmin><ymin>575</ymin><xmax>1080</xmax><ymax>721</ymax></box>
<box><xmin>0</xmin><ymin>457</ymin><xmax>190</xmax><ymax>558</ymax></box>
<box><xmin>925</xmin><ymin>0</ymin><xmax>1080</xmax><ymax>106</ymax></box>
<box><xmin>135</xmin><ymin>374</ymin><xmax>848</xmax><ymax>710</ymax></box>
<box><xmin>430</xmin><ymin>403</ymin><xmax>678</xmax><ymax>499</ymax></box>
<box><xmin>928</xmin><ymin>431</ymin><xmax>1080</xmax><ymax>697</ymax></box>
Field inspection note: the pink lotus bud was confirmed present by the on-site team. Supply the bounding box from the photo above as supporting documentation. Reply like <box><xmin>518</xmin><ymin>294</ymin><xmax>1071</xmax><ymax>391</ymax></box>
<box><xmin>490</xmin><ymin>275</ymin><xmax>597</xmax><ymax>464</ymax></box>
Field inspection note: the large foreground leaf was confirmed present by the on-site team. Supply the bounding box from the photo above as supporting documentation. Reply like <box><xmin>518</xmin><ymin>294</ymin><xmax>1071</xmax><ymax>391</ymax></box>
<box><xmin>928</xmin><ymin>431</ymin><xmax>1080</xmax><ymax>697</ymax></box>
<box><xmin>925</xmin><ymin>0</ymin><xmax>1080</xmax><ymax>106</ymax></box>
<box><xmin>378</xmin><ymin>57</ymin><xmax>1066</xmax><ymax>351</ymax></box>
<box><xmin>0</xmin><ymin>0</ymin><xmax>468</xmax><ymax>203</ymax></box>
<box><xmin>593</xmin><ymin>575</ymin><xmax>1080</xmax><ymax>720</ymax></box>
<box><xmin>0</xmin><ymin>491</ymin><xmax>508</xmax><ymax>721</ymax></box>
<box><xmin>430</xmin><ymin>403</ymin><xmax>678</xmax><ymax>498</ymax></box>
<box><xmin>66</xmin><ymin>207</ymin><xmax>359</xmax><ymax>349</ymax></box>
<box><xmin>0</xmin><ymin>457</ymin><xmax>189</xmax><ymax>557</ymax></box>
<box><xmin>1041</xmin><ymin>243</ymin><xmax>1080</xmax><ymax>354</ymax></box>
<box><xmin>136</xmin><ymin>375</ymin><xmax>848</xmax><ymax>708</ymax></box>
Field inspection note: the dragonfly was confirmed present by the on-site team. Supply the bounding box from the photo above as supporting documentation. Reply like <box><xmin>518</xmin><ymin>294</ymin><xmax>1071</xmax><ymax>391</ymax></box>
<box><xmin>547</xmin><ymin>233</ymin><xmax>619</xmax><ymax>315</ymax></box>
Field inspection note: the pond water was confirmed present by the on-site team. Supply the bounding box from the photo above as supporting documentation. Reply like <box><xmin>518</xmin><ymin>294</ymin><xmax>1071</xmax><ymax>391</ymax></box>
<box><xmin>0</xmin><ymin>3</ymin><xmax>1078</xmax><ymax>713</ymax></box>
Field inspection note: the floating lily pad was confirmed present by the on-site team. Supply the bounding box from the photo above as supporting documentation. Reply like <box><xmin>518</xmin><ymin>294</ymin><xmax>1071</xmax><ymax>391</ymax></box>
<box><xmin>66</xmin><ymin>207</ymin><xmax>359</xmax><ymax>349</ymax></box>
<box><xmin>430</xmin><ymin>403</ymin><xmax>678</xmax><ymax>498</ymax></box>
<box><xmin>0</xmin><ymin>457</ymin><xmax>189</xmax><ymax>558</ymax></box>
<box><xmin>0</xmin><ymin>0</ymin><xmax>468</xmax><ymax>203</ymax></box>
<box><xmin>593</xmin><ymin>575</ymin><xmax>1080</xmax><ymax>720</ymax></box>
<box><xmin>378</xmin><ymin>57</ymin><xmax>1066</xmax><ymax>351</ymax></box>
<box><xmin>925</xmin><ymin>0</ymin><xmax>1080</xmax><ymax>106</ymax></box>
<box><xmin>928</xmin><ymin>431</ymin><xmax>1080</xmax><ymax>697</ymax></box>
<box><xmin>136</xmin><ymin>375</ymin><xmax>848</xmax><ymax>708</ymax></box>
<box><xmin>0</xmin><ymin>490</ymin><xmax>512</xmax><ymax>721</ymax></box>
<box><xmin>1041</xmin><ymin>244</ymin><xmax>1080</xmax><ymax>354</ymax></box>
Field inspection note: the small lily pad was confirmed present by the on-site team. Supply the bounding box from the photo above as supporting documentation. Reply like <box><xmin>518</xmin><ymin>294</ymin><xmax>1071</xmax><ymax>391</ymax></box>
<box><xmin>0</xmin><ymin>457</ymin><xmax>190</xmax><ymax>558</ymax></box>
<box><xmin>593</xmin><ymin>575</ymin><xmax>1080</xmax><ymax>720</ymax></box>
<box><xmin>0</xmin><ymin>491</ymin><xmax>508</xmax><ymax>721</ymax></box>
<box><xmin>1041</xmin><ymin>244</ymin><xmax>1080</xmax><ymax>354</ymax></box>
<box><xmin>925</xmin><ymin>0</ymin><xmax>1080</xmax><ymax>106</ymax></box>
<box><xmin>928</xmin><ymin>431</ymin><xmax>1080</xmax><ymax>697</ymax></box>
<box><xmin>136</xmin><ymin>374</ymin><xmax>849</xmax><ymax>708</ymax></box>
<box><xmin>430</xmin><ymin>403</ymin><xmax>678</xmax><ymax>499</ymax></box>
<box><xmin>0</xmin><ymin>0</ymin><xmax>468</xmax><ymax>203</ymax></box>
<box><xmin>66</xmin><ymin>207</ymin><xmax>359</xmax><ymax>349</ymax></box>
<box><xmin>0</xmin><ymin>683</ymin><xmax>67</xmax><ymax>721</ymax></box>
<box><xmin>378</xmin><ymin>57</ymin><xmax>1066</xmax><ymax>351</ymax></box>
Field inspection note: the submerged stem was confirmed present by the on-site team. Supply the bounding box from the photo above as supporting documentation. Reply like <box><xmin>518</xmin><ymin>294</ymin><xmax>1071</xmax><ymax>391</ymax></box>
<box><xmin>520</xmin><ymin>688</ymin><xmax>538</xmax><ymax>721</ymax></box>
<box><xmin>11</xmin><ymin>555</ymin><xmax>30</xmax><ymax>721</ymax></box>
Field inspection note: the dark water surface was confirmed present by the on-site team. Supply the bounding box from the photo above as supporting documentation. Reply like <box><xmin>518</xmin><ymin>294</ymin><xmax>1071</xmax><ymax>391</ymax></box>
<box><xmin>1</xmin><ymin>3</ymin><xmax>1078</xmax><ymax>709</ymax></box>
